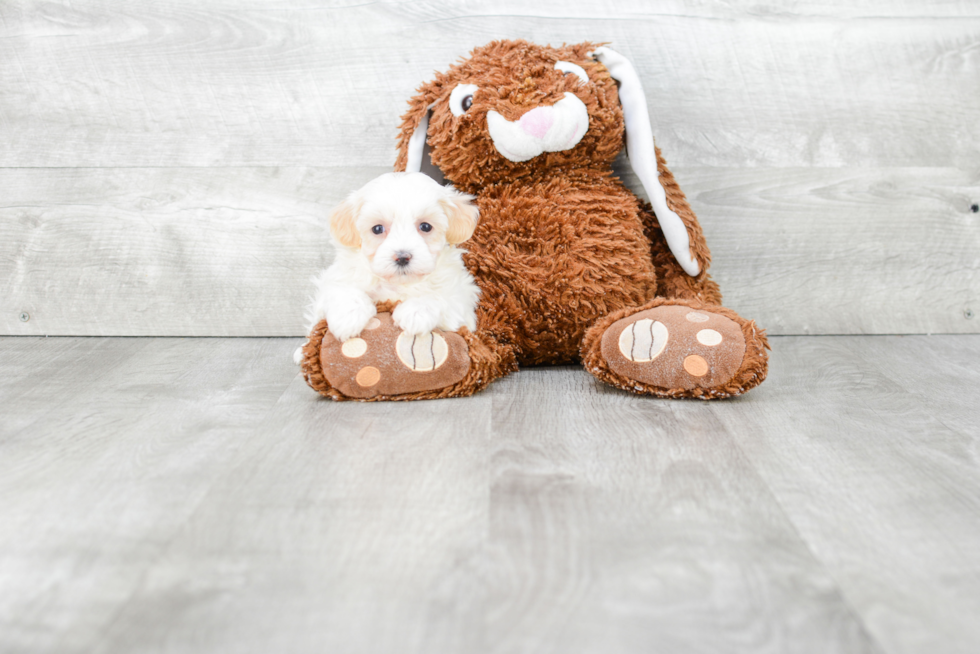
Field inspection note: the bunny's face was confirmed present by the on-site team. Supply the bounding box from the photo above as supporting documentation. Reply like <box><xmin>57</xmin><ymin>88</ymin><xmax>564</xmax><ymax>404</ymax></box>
<box><xmin>396</xmin><ymin>40</ymin><xmax>625</xmax><ymax>191</ymax></box>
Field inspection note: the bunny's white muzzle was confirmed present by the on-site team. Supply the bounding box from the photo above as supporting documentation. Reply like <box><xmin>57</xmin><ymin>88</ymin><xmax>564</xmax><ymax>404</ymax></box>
<box><xmin>486</xmin><ymin>92</ymin><xmax>590</xmax><ymax>163</ymax></box>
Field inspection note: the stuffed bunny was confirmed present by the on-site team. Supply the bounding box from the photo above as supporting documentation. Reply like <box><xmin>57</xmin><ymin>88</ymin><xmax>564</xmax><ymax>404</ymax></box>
<box><xmin>301</xmin><ymin>39</ymin><xmax>768</xmax><ymax>400</ymax></box>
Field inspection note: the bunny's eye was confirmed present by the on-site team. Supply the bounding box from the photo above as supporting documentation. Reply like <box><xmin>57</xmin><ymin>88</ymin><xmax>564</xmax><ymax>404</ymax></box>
<box><xmin>371</xmin><ymin>225</ymin><xmax>384</xmax><ymax>235</ymax></box>
<box><xmin>555</xmin><ymin>61</ymin><xmax>589</xmax><ymax>86</ymax></box>
<box><xmin>449</xmin><ymin>83</ymin><xmax>479</xmax><ymax>116</ymax></box>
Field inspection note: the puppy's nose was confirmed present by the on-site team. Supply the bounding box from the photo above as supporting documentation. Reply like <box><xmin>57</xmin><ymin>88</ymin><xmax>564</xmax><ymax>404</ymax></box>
<box><xmin>394</xmin><ymin>251</ymin><xmax>412</xmax><ymax>268</ymax></box>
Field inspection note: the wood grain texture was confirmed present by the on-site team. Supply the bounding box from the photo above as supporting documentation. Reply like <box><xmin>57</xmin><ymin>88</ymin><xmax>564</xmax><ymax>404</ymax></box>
<box><xmin>626</xmin><ymin>165</ymin><xmax>980</xmax><ymax>336</ymax></box>
<box><xmin>2</xmin><ymin>165</ymin><xmax>976</xmax><ymax>336</ymax></box>
<box><xmin>709</xmin><ymin>335</ymin><xmax>980</xmax><ymax>654</ymax></box>
<box><xmin>0</xmin><ymin>337</ymin><xmax>491</xmax><ymax>654</ymax></box>
<box><xmin>89</xmin><ymin>377</ymin><xmax>492</xmax><ymax>654</ymax></box>
<box><xmin>1</xmin><ymin>335</ymin><xmax>979</xmax><ymax>651</ymax></box>
<box><xmin>2</xmin><ymin>1</ymin><xmax>978</xmax><ymax>337</ymax></box>
<box><xmin>485</xmin><ymin>367</ymin><xmax>878</xmax><ymax>653</ymax></box>
<box><xmin>0</xmin><ymin>338</ymin><xmax>297</xmax><ymax>654</ymax></box>
<box><xmin>0</xmin><ymin>166</ymin><xmax>381</xmax><ymax>336</ymax></box>
<box><xmin>0</xmin><ymin>1</ymin><xmax>978</xmax><ymax>168</ymax></box>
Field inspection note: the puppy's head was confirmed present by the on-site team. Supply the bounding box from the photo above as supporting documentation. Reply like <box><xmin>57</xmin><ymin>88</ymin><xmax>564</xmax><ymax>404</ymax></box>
<box><xmin>329</xmin><ymin>172</ymin><xmax>478</xmax><ymax>281</ymax></box>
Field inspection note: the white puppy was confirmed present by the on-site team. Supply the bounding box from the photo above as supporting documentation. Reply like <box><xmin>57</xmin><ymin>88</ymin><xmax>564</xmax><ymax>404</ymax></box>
<box><xmin>301</xmin><ymin>172</ymin><xmax>481</xmax><ymax>353</ymax></box>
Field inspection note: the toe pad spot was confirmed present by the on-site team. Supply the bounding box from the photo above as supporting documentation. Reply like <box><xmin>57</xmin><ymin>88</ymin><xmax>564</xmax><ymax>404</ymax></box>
<box><xmin>683</xmin><ymin>355</ymin><xmax>709</xmax><ymax>377</ymax></box>
<box><xmin>341</xmin><ymin>338</ymin><xmax>368</xmax><ymax>358</ymax></box>
<box><xmin>696</xmin><ymin>329</ymin><xmax>722</xmax><ymax>346</ymax></box>
<box><xmin>356</xmin><ymin>366</ymin><xmax>381</xmax><ymax>387</ymax></box>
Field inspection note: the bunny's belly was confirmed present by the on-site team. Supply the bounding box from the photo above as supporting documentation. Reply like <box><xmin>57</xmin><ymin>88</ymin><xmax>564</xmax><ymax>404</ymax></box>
<box><xmin>464</xmin><ymin>172</ymin><xmax>658</xmax><ymax>365</ymax></box>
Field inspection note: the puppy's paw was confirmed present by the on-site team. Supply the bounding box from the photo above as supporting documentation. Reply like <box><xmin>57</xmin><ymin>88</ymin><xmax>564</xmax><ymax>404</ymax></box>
<box><xmin>392</xmin><ymin>299</ymin><xmax>441</xmax><ymax>335</ymax></box>
<box><xmin>326</xmin><ymin>298</ymin><xmax>377</xmax><ymax>342</ymax></box>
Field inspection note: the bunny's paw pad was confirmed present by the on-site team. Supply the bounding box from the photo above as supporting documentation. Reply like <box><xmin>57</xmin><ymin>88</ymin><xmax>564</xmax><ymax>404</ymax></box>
<box><xmin>319</xmin><ymin>312</ymin><xmax>470</xmax><ymax>399</ymax></box>
<box><xmin>600</xmin><ymin>305</ymin><xmax>745</xmax><ymax>391</ymax></box>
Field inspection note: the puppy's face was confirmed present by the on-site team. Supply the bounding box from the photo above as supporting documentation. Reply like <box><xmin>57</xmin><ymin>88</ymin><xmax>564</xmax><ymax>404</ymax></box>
<box><xmin>329</xmin><ymin>172</ymin><xmax>478</xmax><ymax>282</ymax></box>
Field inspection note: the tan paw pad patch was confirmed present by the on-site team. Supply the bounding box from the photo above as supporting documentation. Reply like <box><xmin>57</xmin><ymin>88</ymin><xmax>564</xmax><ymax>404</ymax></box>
<box><xmin>396</xmin><ymin>332</ymin><xmax>449</xmax><ymax>371</ymax></box>
<box><xmin>617</xmin><ymin>319</ymin><xmax>668</xmax><ymax>362</ymax></box>
<box><xmin>686</xmin><ymin>311</ymin><xmax>710</xmax><ymax>323</ymax></box>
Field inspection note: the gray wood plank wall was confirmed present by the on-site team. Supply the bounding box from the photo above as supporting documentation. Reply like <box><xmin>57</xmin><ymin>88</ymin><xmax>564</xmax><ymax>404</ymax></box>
<box><xmin>1</xmin><ymin>1</ymin><xmax>978</xmax><ymax>336</ymax></box>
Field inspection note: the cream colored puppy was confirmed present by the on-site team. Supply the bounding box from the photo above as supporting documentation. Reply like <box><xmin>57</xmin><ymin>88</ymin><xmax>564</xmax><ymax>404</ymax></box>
<box><xmin>304</xmin><ymin>172</ymin><xmax>481</xmax><ymax>347</ymax></box>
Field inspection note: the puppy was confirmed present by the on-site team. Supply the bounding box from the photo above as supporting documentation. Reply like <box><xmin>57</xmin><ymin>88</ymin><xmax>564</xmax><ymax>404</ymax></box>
<box><xmin>301</xmin><ymin>172</ymin><xmax>481</xmax><ymax>354</ymax></box>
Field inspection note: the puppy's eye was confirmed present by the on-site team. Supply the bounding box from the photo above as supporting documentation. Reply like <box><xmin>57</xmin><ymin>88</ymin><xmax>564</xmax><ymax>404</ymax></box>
<box><xmin>555</xmin><ymin>61</ymin><xmax>589</xmax><ymax>86</ymax></box>
<box><xmin>419</xmin><ymin>222</ymin><xmax>432</xmax><ymax>233</ymax></box>
<box><xmin>371</xmin><ymin>225</ymin><xmax>384</xmax><ymax>235</ymax></box>
<box><xmin>449</xmin><ymin>83</ymin><xmax>479</xmax><ymax>117</ymax></box>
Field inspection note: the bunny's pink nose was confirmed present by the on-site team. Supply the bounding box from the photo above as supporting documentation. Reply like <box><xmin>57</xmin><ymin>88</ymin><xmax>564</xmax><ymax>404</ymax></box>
<box><xmin>519</xmin><ymin>107</ymin><xmax>554</xmax><ymax>139</ymax></box>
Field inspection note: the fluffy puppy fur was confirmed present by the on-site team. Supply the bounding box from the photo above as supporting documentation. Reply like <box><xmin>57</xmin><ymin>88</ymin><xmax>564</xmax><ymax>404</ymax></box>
<box><xmin>306</xmin><ymin>172</ymin><xmax>480</xmax><ymax>343</ymax></box>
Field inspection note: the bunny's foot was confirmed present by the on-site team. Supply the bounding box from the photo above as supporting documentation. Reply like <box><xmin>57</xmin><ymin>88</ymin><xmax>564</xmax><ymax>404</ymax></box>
<box><xmin>300</xmin><ymin>311</ymin><xmax>514</xmax><ymax>401</ymax></box>
<box><xmin>581</xmin><ymin>299</ymin><xmax>769</xmax><ymax>399</ymax></box>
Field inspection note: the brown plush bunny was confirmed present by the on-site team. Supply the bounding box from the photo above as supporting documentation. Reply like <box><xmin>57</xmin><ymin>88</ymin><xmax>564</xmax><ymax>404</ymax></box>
<box><xmin>301</xmin><ymin>39</ymin><xmax>769</xmax><ymax>400</ymax></box>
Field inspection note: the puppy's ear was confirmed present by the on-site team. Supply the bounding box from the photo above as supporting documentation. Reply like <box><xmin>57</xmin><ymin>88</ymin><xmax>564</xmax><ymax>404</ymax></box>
<box><xmin>440</xmin><ymin>188</ymin><xmax>479</xmax><ymax>245</ymax></box>
<box><xmin>328</xmin><ymin>197</ymin><xmax>362</xmax><ymax>250</ymax></box>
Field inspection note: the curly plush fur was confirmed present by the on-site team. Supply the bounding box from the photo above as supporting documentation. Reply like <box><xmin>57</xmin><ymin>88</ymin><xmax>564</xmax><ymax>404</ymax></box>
<box><xmin>302</xmin><ymin>39</ymin><xmax>768</xmax><ymax>400</ymax></box>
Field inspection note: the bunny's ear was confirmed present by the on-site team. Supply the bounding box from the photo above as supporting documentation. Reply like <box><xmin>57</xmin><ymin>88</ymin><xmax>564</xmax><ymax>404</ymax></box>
<box><xmin>395</xmin><ymin>84</ymin><xmax>445</xmax><ymax>184</ymax></box>
<box><xmin>404</xmin><ymin>101</ymin><xmax>437</xmax><ymax>173</ymax></box>
<box><xmin>591</xmin><ymin>47</ymin><xmax>701</xmax><ymax>277</ymax></box>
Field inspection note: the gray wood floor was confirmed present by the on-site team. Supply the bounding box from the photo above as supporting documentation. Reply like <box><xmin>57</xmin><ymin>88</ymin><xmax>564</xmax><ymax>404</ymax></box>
<box><xmin>1</xmin><ymin>335</ymin><xmax>978</xmax><ymax>654</ymax></box>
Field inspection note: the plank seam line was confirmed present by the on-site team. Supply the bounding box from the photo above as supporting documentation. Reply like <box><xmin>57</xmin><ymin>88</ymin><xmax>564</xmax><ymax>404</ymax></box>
<box><xmin>713</xmin><ymin>409</ymin><xmax>890</xmax><ymax>652</ymax></box>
